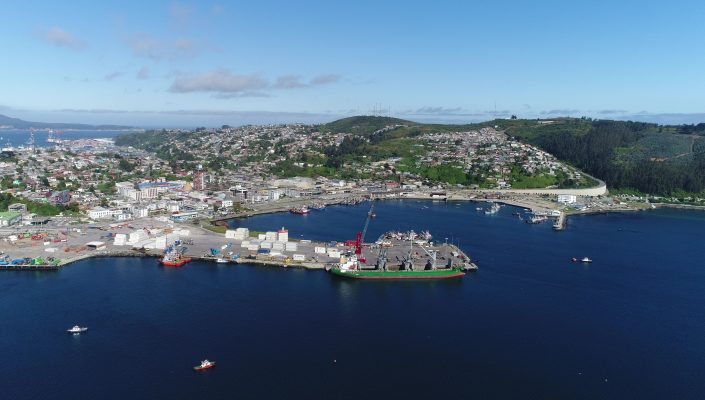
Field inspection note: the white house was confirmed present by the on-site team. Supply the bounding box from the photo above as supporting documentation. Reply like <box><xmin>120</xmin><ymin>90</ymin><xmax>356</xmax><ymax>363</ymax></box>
<box><xmin>88</xmin><ymin>207</ymin><xmax>122</xmax><ymax>220</ymax></box>
<box><xmin>557</xmin><ymin>194</ymin><xmax>577</xmax><ymax>204</ymax></box>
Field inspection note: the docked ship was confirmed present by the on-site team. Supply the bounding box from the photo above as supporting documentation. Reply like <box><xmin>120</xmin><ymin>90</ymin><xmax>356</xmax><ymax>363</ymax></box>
<box><xmin>329</xmin><ymin>254</ymin><xmax>466</xmax><ymax>280</ymax></box>
<box><xmin>159</xmin><ymin>249</ymin><xmax>192</xmax><ymax>267</ymax></box>
<box><xmin>289</xmin><ymin>206</ymin><xmax>310</xmax><ymax>215</ymax></box>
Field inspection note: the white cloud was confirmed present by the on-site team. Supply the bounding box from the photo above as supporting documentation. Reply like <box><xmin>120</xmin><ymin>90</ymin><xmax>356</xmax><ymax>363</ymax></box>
<box><xmin>274</xmin><ymin>75</ymin><xmax>306</xmax><ymax>89</ymax></box>
<box><xmin>310</xmin><ymin>74</ymin><xmax>341</xmax><ymax>85</ymax></box>
<box><xmin>169</xmin><ymin>69</ymin><xmax>342</xmax><ymax>97</ymax></box>
<box><xmin>170</xmin><ymin>2</ymin><xmax>195</xmax><ymax>29</ymax></box>
<box><xmin>104</xmin><ymin>71</ymin><xmax>122</xmax><ymax>81</ymax></box>
<box><xmin>169</xmin><ymin>69</ymin><xmax>268</xmax><ymax>96</ymax></box>
<box><xmin>38</xmin><ymin>26</ymin><xmax>87</xmax><ymax>50</ymax></box>
<box><xmin>126</xmin><ymin>33</ymin><xmax>163</xmax><ymax>59</ymax></box>
<box><xmin>126</xmin><ymin>33</ymin><xmax>202</xmax><ymax>61</ymax></box>
<box><xmin>136</xmin><ymin>67</ymin><xmax>150</xmax><ymax>80</ymax></box>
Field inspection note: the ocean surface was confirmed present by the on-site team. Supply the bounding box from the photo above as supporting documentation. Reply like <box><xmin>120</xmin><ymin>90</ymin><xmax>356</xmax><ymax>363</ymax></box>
<box><xmin>0</xmin><ymin>129</ymin><xmax>132</xmax><ymax>148</ymax></box>
<box><xmin>1</xmin><ymin>200</ymin><xmax>705</xmax><ymax>399</ymax></box>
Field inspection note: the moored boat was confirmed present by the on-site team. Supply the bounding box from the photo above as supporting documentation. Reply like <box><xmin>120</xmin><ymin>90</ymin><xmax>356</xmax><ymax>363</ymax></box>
<box><xmin>159</xmin><ymin>253</ymin><xmax>192</xmax><ymax>267</ymax></box>
<box><xmin>329</xmin><ymin>254</ymin><xmax>465</xmax><ymax>280</ymax></box>
<box><xmin>289</xmin><ymin>206</ymin><xmax>310</xmax><ymax>215</ymax></box>
<box><xmin>193</xmin><ymin>359</ymin><xmax>216</xmax><ymax>371</ymax></box>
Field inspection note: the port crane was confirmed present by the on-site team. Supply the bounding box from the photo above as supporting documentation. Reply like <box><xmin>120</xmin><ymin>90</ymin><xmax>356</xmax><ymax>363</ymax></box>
<box><xmin>349</xmin><ymin>200</ymin><xmax>375</xmax><ymax>264</ymax></box>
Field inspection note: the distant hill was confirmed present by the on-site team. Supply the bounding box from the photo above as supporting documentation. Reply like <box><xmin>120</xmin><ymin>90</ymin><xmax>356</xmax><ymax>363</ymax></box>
<box><xmin>320</xmin><ymin>116</ymin><xmax>418</xmax><ymax>135</ymax></box>
<box><xmin>0</xmin><ymin>114</ymin><xmax>135</xmax><ymax>130</ymax></box>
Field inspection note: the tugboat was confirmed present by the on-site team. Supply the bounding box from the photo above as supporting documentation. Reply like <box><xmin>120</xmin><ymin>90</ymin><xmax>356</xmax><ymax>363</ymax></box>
<box><xmin>159</xmin><ymin>250</ymin><xmax>192</xmax><ymax>267</ymax></box>
<box><xmin>193</xmin><ymin>359</ymin><xmax>216</xmax><ymax>371</ymax></box>
<box><xmin>67</xmin><ymin>325</ymin><xmax>88</xmax><ymax>334</ymax></box>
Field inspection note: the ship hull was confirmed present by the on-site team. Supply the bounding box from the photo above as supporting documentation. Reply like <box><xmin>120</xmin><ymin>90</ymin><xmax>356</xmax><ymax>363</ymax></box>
<box><xmin>159</xmin><ymin>257</ymin><xmax>192</xmax><ymax>267</ymax></box>
<box><xmin>329</xmin><ymin>267</ymin><xmax>465</xmax><ymax>280</ymax></box>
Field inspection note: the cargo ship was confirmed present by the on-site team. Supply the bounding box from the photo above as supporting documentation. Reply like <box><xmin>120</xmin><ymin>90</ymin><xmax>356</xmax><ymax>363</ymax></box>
<box><xmin>329</xmin><ymin>254</ymin><xmax>465</xmax><ymax>280</ymax></box>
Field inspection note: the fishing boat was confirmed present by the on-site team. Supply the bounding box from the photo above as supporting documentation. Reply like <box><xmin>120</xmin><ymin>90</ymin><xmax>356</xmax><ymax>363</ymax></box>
<box><xmin>193</xmin><ymin>360</ymin><xmax>216</xmax><ymax>371</ymax></box>
<box><xmin>310</xmin><ymin>203</ymin><xmax>326</xmax><ymax>210</ymax></box>
<box><xmin>289</xmin><ymin>206</ymin><xmax>310</xmax><ymax>215</ymax></box>
<box><xmin>526</xmin><ymin>215</ymin><xmax>546</xmax><ymax>224</ymax></box>
<box><xmin>67</xmin><ymin>325</ymin><xmax>88</xmax><ymax>334</ymax></box>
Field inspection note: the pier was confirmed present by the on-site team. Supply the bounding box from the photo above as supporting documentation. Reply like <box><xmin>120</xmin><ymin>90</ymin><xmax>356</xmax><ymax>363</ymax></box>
<box><xmin>0</xmin><ymin>218</ymin><xmax>475</xmax><ymax>273</ymax></box>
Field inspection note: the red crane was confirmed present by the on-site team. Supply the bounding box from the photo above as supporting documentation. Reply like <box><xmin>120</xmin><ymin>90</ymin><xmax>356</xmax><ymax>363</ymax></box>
<box><xmin>354</xmin><ymin>201</ymin><xmax>375</xmax><ymax>263</ymax></box>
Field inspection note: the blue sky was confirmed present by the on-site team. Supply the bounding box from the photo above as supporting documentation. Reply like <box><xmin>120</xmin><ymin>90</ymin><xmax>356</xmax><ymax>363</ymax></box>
<box><xmin>1</xmin><ymin>0</ymin><xmax>704</xmax><ymax>127</ymax></box>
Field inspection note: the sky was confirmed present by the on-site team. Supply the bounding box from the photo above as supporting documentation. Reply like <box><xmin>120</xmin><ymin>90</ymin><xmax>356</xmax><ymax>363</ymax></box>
<box><xmin>1</xmin><ymin>0</ymin><xmax>704</xmax><ymax>127</ymax></box>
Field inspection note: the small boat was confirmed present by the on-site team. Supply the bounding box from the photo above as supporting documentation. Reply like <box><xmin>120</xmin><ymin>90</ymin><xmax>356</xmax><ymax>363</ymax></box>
<box><xmin>159</xmin><ymin>254</ymin><xmax>192</xmax><ymax>267</ymax></box>
<box><xmin>571</xmin><ymin>257</ymin><xmax>578</xmax><ymax>263</ymax></box>
<box><xmin>67</xmin><ymin>325</ymin><xmax>88</xmax><ymax>334</ymax></box>
<box><xmin>193</xmin><ymin>359</ymin><xmax>216</xmax><ymax>371</ymax></box>
<box><xmin>289</xmin><ymin>206</ymin><xmax>310</xmax><ymax>215</ymax></box>
<box><xmin>484</xmin><ymin>203</ymin><xmax>501</xmax><ymax>215</ymax></box>
<box><xmin>475</xmin><ymin>207</ymin><xmax>483</xmax><ymax>211</ymax></box>
<box><xmin>581</xmin><ymin>257</ymin><xmax>593</xmax><ymax>263</ymax></box>
<box><xmin>215</xmin><ymin>258</ymin><xmax>228</xmax><ymax>263</ymax></box>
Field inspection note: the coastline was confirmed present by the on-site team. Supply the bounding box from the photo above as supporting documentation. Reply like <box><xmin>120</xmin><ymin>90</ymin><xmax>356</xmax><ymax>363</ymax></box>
<box><xmin>3</xmin><ymin>196</ymin><xmax>703</xmax><ymax>272</ymax></box>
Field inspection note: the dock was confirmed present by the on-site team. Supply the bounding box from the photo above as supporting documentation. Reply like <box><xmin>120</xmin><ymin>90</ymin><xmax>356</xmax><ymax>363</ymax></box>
<box><xmin>0</xmin><ymin>215</ymin><xmax>476</xmax><ymax>274</ymax></box>
<box><xmin>553</xmin><ymin>212</ymin><xmax>566</xmax><ymax>230</ymax></box>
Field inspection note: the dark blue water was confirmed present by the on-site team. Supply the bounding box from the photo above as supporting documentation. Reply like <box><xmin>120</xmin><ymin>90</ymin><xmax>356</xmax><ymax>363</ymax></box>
<box><xmin>0</xmin><ymin>130</ymin><xmax>131</xmax><ymax>148</ymax></box>
<box><xmin>2</xmin><ymin>200</ymin><xmax>705</xmax><ymax>399</ymax></box>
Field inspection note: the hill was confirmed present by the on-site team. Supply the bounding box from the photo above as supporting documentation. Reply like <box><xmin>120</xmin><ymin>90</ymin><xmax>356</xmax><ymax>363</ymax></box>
<box><xmin>0</xmin><ymin>114</ymin><xmax>134</xmax><ymax>130</ymax></box>
<box><xmin>498</xmin><ymin>118</ymin><xmax>705</xmax><ymax>195</ymax></box>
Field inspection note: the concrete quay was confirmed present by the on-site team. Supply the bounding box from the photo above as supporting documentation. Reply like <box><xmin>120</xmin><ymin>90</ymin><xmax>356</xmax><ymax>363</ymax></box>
<box><xmin>0</xmin><ymin>217</ymin><xmax>473</xmax><ymax>273</ymax></box>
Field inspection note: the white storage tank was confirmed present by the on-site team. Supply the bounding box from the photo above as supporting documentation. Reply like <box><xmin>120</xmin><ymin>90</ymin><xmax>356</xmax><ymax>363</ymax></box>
<box><xmin>113</xmin><ymin>233</ymin><xmax>127</xmax><ymax>246</ymax></box>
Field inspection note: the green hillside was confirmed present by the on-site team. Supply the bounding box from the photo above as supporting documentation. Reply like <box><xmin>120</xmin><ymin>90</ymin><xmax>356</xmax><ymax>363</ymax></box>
<box><xmin>501</xmin><ymin>118</ymin><xmax>705</xmax><ymax>194</ymax></box>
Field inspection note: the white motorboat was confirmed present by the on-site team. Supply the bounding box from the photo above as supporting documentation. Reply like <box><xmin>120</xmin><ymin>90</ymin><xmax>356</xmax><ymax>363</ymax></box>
<box><xmin>67</xmin><ymin>325</ymin><xmax>88</xmax><ymax>334</ymax></box>
<box><xmin>581</xmin><ymin>257</ymin><xmax>593</xmax><ymax>263</ymax></box>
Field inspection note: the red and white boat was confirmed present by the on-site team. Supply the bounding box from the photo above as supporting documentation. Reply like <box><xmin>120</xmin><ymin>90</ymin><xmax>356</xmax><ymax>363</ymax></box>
<box><xmin>193</xmin><ymin>359</ymin><xmax>216</xmax><ymax>371</ymax></box>
<box><xmin>289</xmin><ymin>206</ymin><xmax>310</xmax><ymax>215</ymax></box>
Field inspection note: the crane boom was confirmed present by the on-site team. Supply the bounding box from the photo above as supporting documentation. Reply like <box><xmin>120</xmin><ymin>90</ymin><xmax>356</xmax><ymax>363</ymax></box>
<box><xmin>354</xmin><ymin>200</ymin><xmax>375</xmax><ymax>262</ymax></box>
